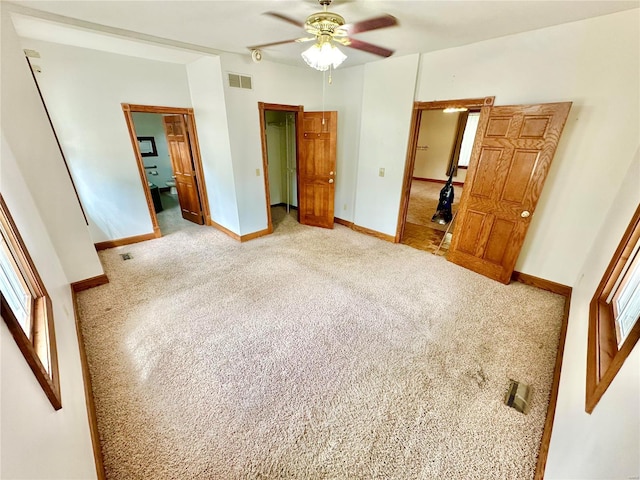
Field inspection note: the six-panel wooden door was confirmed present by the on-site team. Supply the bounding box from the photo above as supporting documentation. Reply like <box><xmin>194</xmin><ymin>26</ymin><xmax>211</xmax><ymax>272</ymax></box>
<box><xmin>298</xmin><ymin>111</ymin><xmax>337</xmax><ymax>229</ymax></box>
<box><xmin>163</xmin><ymin>115</ymin><xmax>204</xmax><ymax>225</ymax></box>
<box><xmin>448</xmin><ymin>102</ymin><xmax>572</xmax><ymax>283</ymax></box>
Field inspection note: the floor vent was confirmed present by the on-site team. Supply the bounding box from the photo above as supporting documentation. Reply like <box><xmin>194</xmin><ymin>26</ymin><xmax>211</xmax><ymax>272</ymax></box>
<box><xmin>228</xmin><ymin>73</ymin><xmax>252</xmax><ymax>90</ymax></box>
<box><xmin>505</xmin><ymin>379</ymin><xmax>531</xmax><ymax>414</ymax></box>
<box><xmin>120</xmin><ymin>253</ymin><xmax>133</xmax><ymax>261</ymax></box>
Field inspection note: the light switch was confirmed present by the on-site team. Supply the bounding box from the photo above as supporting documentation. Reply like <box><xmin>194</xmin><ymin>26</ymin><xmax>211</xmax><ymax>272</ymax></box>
<box><xmin>256</xmin><ymin>168</ymin><xmax>260</xmax><ymax>176</ymax></box>
<box><xmin>379</xmin><ymin>168</ymin><xmax>385</xmax><ymax>177</ymax></box>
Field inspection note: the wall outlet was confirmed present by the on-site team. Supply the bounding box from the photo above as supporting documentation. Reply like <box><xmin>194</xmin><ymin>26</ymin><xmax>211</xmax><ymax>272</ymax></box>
<box><xmin>255</xmin><ymin>168</ymin><xmax>260</xmax><ymax>176</ymax></box>
<box><xmin>343</xmin><ymin>204</ymin><xmax>347</xmax><ymax>211</ymax></box>
<box><xmin>379</xmin><ymin>167</ymin><xmax>385</xmax><ymax>177</ymax></box>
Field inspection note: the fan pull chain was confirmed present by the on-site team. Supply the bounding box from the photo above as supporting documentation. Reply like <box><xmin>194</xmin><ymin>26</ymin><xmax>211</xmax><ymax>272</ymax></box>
<box><xmin>322</xmin><ymin>69</ymin><xmax>326</xmax><ymax>125</ymax></box>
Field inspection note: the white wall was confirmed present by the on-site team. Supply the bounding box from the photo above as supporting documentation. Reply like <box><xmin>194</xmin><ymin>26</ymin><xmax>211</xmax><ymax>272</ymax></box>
<box><xmin>131</xmin><ymin>112</ymin><xmax>173</xmax><ymax>187</ymax></box>
<box><xmin>413</xmin><ymin>109</ymin><xmax>460</xmax><ymax>181</ymax></box>
<box><xmin>186</xmin><ymin>56</ymin><xmax>240</xmax><ymax>233</ymax></box>
<box><xmin>414</xmin><ymin>10</ymin><xmax>639</xmax><ymax>286</ymax></box>
<box><xmin>1</xmin><ymin>11</ymin><xmax>102</xmax><ymax>283</ymax></box>
<box><xmin>324</xmin><ymin>65</ymin><xmax>365</xmax><ymax>223</ymax></box>
<box><xmin>266</xmin><ymin>120</ymin><xmax>284</xmax><ymax>205</ymax></box>
<box><xmin>546</xmin><ymin>149</ymin><xmax>640</xmax><ymax>479</ymax></box>
<box><xmin>219</xmin><ymin>53</ymin><xmax>325</xmax><ymax>235</ymax></box>
<box><xmin>286</xmin><ymin>112</ymin><xmax>298</xmax><ymax>207</ymax></box>
<box><xmin>1</xmin><ymin>134</ymin><xmax>97</xmax><ymax>479</ymax></box>
<box><xmin>353</xmin><ymin>54</ymin><xmax>420</xmax><ymax>235</ymax></box>
<box><xmin>20</xmin><ymin>38</ymin><xmax>194</xmax><ymax>243</ymax></box>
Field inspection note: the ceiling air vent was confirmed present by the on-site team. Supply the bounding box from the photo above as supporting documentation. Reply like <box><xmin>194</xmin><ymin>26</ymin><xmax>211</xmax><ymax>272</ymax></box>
<box><xmin>23</xmin><ymin>49</ymin><xmax>41</xmax><ymax>58</ymax></box>
<box><xmin>228</xmin><ymin>73</ymin><xmax>252</xmax><ymax>90</ymax></box>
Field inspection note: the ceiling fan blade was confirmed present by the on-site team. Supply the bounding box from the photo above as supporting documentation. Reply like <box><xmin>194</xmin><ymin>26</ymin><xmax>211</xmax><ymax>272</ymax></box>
<box><xmin>264</xmin><ymin>11</ymin><xmax>305</xmax><ymax>28</ymax></box>
<box><xmin>344</xmin><ymin>38</ymin><xmax>394</xmax><ymax>58</ymax></box>
<box><xmin>343</xmin><ymin>14</ymin><xmax>398</xmax><ymax>35</ymax></box>
<box><xmin>249</xmin><ymin>36</ymin><xmax>314</xmax><ymax>50</ymax></box>
<box><xmin>248</xmin><ymin>38</ymin><xmax>301</xmax><ymax>49</ymax></box>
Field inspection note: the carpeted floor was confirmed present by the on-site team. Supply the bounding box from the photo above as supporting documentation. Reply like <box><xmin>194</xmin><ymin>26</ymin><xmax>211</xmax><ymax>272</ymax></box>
<box><xmin>77</xmin><ymin>209</ymin><xmax>564</xmax><ymax>479</ymax></box>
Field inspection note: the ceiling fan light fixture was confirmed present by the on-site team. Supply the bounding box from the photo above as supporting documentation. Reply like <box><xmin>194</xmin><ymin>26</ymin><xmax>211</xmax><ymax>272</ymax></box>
<box><xmin>301</xmin><ymin>41</ymin><xmax>347</xmax><ymax>71</ymax></box>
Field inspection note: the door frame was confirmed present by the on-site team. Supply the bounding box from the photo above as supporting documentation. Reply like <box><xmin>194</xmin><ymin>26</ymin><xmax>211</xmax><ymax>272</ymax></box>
<box><xmin>122</xmin><ymin>103</ymin><xmax>211</xmax><ymax>236</ymax></box>
<box><xmin>258</xmin><ymin>102</ymin><xmax>304</xmax><ymax>234</ymax></box>
<box><xmin>395</xmin><ymin>96</ymin><xmax>495</xmax><ymax>243</ymax></box>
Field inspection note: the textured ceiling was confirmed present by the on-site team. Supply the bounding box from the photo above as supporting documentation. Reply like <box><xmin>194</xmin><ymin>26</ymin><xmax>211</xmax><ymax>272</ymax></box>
<box><xmin>9</xmin><ymin>0</ymin><xmax>640</xmax><ymax>67</ymax></box>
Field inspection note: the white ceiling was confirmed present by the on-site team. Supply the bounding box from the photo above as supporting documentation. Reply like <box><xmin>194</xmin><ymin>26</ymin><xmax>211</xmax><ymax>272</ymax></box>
<box><xmin>9</xmin><ymin>0</ymin><xmax>640</xmax><ymax>67</ymax></box>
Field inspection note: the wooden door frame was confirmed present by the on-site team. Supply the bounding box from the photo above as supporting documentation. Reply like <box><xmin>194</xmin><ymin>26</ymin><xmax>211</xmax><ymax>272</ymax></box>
<box><xmin>395</xmin><ymin>96</ymin><xmax>495</xmax><ymax>243</ymax></box>
<box><xmin>122</xmin><ymin>103</ymin><xmax>211</xmax><ymax>236</ymax></box>
<box><xmin>258</xmin><ymin>102</ymin><xmax>304</xmax><ymax>234</ymax></box>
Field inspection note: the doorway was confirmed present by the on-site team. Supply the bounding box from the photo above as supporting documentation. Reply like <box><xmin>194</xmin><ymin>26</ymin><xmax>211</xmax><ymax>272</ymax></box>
<box><xmin>122</xmin><ymin>104</ymin><xmax>210</xmax><ymax>237</ymax></box>
<box><xmin>396</xmin><ymin>97</ymin><xmax>494</xmax><ymax>254</ymax></box>
<box><xmin>265</xmin><ymin>110</ymin><xmax>298</xmax><ymax>228</ymax></box>
<box><xmin>259</xmin><ymin>103</ymin><xmax>303</xmax><ymax>233</ymax></box>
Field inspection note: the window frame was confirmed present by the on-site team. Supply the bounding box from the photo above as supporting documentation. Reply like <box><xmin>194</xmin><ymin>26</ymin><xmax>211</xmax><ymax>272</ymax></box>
<box><xmin>0</xmin><ymin>235</ymin><xmax>34</xmax><ymax>335</ymax></box>
<box><xmin>456</xmin><ymin>110</ymin><xmax>481</xmax><ymax>170</ymax></box>
<box><xmin>0</xmin><ymin>195</ymin><xmax>61</xmax><ymax>410</ymax></box>
<box><xmin>586</xmin><ymin>203</ymin><xmax>640</xmax><ymax>413</ymax></box>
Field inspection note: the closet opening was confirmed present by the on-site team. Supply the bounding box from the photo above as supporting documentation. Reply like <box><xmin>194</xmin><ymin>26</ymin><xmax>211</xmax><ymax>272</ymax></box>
<box><xmin>258</xmin><ymin>103</ymin><xmax>303</xmax><ymax>233</ymax></box>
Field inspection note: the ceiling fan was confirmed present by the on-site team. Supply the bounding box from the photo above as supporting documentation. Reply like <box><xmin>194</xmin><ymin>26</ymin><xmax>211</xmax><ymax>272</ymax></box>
<box><xmin>248</xmin><ymin>0</ymin><xmax>398</xmax><ymax>70</ymax></box>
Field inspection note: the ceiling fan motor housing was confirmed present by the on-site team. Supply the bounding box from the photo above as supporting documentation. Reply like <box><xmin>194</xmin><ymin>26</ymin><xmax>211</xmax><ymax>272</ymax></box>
<box><xmin>305</xmin><ymin>12</ymin><xmax>347</xmax><ymax>38</ymax></box>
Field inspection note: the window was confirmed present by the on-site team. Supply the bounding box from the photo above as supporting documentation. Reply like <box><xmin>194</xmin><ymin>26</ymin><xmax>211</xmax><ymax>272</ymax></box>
<box><xmin>610</xmin><ymin>242</ymin><xmax>640</xmax><ymax>345</ymax></box>
<box><xmin>0</xmin><ymin>195</ymin><xmax>61</xmax><ymax>410</ymax></box>
<box><xmin>587</xmin><ymin>203</ymin><xmax>640</xmax><ymax>413</ymax></box>
<box><xmin>457</xmin><ymin>111</ymin><xmax>480</xmax><ymax>169</ymax></box>
<box><xmin>447</xmin><ymin>110</ymin><xmax>481</xmax><ymax>176</ymax></box>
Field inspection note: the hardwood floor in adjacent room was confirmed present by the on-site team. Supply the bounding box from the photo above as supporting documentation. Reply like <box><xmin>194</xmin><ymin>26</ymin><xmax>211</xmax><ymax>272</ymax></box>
<box><xmin>402</xmin><ymin>222</ymin><xmax>451</xmax><ymax>256</ymax></box>
<box><xmin>401</xmin><ymin>179</ymin><xmax>462</xmax><ymax>255</ymax></box>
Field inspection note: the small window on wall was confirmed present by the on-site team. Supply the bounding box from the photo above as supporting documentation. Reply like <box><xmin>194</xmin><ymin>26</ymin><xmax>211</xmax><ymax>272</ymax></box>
<box><xmin>457</xmin><ymin>112</ymin><xmax>480</xmax><ymax>169</ymax></box>
<box><xmin>0</xmin><ymin>195</ymin><xmax>61</xmax><ymax>410</ymax></box>
<box><xmin>587</xmin><ymin>203</ymin><xmax>640</xmax><ymax>413</ymax></box>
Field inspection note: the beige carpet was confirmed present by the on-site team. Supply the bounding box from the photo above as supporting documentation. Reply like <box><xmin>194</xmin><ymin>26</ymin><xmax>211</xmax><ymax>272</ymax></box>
<box><xmin>77</xmin><ymin>208</ymin><xmax>564</xmax><ymax>479</ymax></box>
<box><xmin>406</xmin><ymin>180</ymin><xmax>463</xmax><ymax>232</ymax></box>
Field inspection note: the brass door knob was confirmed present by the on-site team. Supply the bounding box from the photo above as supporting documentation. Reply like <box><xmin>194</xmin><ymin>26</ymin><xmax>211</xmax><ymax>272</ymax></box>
<box><xmin>521</xmin><ymin>210</ymin><xmax>530</xmax><ymax>218</ymax></box>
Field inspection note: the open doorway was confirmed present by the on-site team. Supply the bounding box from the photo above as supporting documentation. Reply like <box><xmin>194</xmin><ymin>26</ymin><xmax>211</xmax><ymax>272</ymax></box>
<box><xmin>122</xmin><ymin>104</ymin><xmax>210</xmax><ymax>237</ymax></box>
<box><xmin>258</xmin><ymin>103</ymin><xmax>303</xmax><ymax>232</ymax></box>
<box><xmin>396</xmin><ymin>97</ymin><xmax>494</xmax><ymax>254</ymax></box>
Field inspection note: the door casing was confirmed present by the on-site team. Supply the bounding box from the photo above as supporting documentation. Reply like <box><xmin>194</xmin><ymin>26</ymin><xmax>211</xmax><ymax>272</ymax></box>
<box><xmin>122</xmin><ymin>103</ymin><xmax>211</xmax><ymax>237</ymax></box>
<box><xmin>395</xmin><ymin>97</ymin><xmax>495</xmax><ymax>243</ymax></box>
<box><xmin>258</xmin><ymin>102</ymin><xmax>304</xmax><ymax>234</ymax></box>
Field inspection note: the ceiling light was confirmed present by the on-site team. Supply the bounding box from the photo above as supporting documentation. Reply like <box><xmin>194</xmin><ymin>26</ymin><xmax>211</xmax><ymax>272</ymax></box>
<box><xmin>443</xmin><ymin>107</ymin><xmax>469</xmax><ymax>113</ymax></box>
<box><xmin>301</xmin><ymin>40</ymin><xmax>347</xmax><ymax>72</ymax></box>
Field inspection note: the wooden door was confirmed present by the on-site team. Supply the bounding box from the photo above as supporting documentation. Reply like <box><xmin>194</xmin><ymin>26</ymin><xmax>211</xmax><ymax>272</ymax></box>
<box><xmin>163</xmin><ymin>115</ymin><xmax>204</xmax><ymax>225</ymax></box>
<box><xmin>298</xmin><ymin>111</ymin><xmax>337</xmax><ymax>229</ymax></box>
<box><xmin>448</xmin><ymin>102</ymin><xmax>571</xmax><ymax>284</ymax></box>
